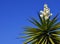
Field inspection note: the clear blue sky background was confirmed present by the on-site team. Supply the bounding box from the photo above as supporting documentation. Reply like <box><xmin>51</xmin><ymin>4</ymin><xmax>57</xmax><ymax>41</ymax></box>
<box><xmin>0</xmin><ymin>0</ymin><xmax>60</xmax><ymax>44</ymax></box>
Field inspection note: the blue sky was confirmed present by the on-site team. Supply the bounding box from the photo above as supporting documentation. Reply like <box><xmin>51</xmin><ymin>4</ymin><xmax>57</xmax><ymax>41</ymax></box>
<box><xmin>0</xmin><ymin>0</ymin><xmax>60</xmax><ymax>44</ymax></box>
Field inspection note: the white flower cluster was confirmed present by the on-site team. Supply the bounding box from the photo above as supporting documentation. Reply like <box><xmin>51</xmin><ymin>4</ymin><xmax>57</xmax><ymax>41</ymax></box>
<box><xmin>40</xmin><ymin>4</ymin><xmax>52</xmax><ymax>20</ymax></box>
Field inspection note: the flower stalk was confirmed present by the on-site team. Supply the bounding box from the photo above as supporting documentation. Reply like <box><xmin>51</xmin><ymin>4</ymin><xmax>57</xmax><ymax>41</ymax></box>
<box><xmin>40</xmin><ymin>4</ymin><xmax>52</xmax><ymax>20</ymax></box>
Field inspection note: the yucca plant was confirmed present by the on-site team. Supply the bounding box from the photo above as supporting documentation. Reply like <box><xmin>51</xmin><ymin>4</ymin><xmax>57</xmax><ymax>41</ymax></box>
<box><xmin>22</xmin><ymin>4</ymin><xmax>60</xmax><ymax>44</ymax></box>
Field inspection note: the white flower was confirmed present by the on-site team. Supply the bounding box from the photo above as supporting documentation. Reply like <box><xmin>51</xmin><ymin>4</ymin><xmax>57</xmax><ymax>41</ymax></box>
<box><xmin>40</xmin><ymin>14</ymin><xmax>43</xmax><ymax>18</ymax></box>
<box><xmin>40</xmin><ymin>10</ymin><xmax>44</xmax><ymax>14</ymax></box>
<box><xmin>44</xmin><ymin>8</ymin><xmax>46</xmax><ymax>12</ymax></box>
<box><xmin>45</xmin><ymin>16</ymin><xmax>49</xmax><ymax>20</ymax></box>
<box><xmin>43</xmin><ymin>12</ymin><xmax>46</xmax><ymax>16</ymax></box>
<box><xmin>46</xmin><ymin>8</ymin><xmax>50</xmax><ymax>14</ymax></box>
<box><xmin>50</xmin><ymin>13</ymin><xmax>52</xmax><ymax>16</ymax></box>
<box><xmin>44</xmin><ymin>4</ymin><xmax>48</xmax><ymax>8</ymax></box>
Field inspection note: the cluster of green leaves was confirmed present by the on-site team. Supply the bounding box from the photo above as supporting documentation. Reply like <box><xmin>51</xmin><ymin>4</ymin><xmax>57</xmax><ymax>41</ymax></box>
<box><xmin>22</xmin><ymin>13</ymin><xmax>60</xmax><ymax>44</ymax></box>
